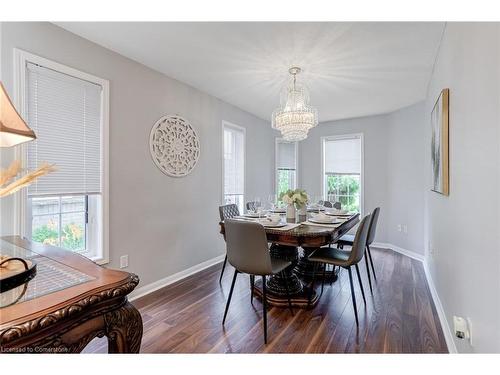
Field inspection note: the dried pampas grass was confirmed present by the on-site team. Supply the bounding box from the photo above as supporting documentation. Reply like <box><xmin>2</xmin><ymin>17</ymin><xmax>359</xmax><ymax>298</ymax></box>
<box><xmin>0</xmin><ymin>161</ymin><xmax>56</xmax><ymax>198</ymax></box>
<box><xmin>0</xmin><ymin>159</ymin><xmax>21</xmax><ymax>187</ymax></box>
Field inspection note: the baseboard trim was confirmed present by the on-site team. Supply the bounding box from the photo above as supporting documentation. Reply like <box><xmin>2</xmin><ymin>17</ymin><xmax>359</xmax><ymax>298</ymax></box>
<box><xmin>371</xmin><ymin>242</ymin><xmax>425</xmax><ymax>262</ymax></box>
<box><xmin>372</xmin><ymin>241</ymin><xmax>455</xmax><ymax>353</ymax></box>
<box><xmin>423</xmin><ymin>261</ymin><xmax>458</xmax><ymax>353</ymax></box>
<box><xmin>129</xmin><ymin>253</ymin><xmax>225</xmax><ymax>301</ymax></box>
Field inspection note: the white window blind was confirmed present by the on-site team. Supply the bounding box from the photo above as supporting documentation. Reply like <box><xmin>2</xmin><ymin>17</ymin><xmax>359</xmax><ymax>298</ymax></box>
<box><xmin>324</xmin><ymin>137</ymin><xmax>361</xmax><ymax>174</ymax></box>
<box><xmin>26</xmin><ymin>62</ymin><xmax>102</xmax><ymax>196</ymax></box>
<box><xmin>277</xmin><ymin>141</ymin><xmax>296</xmax><ymax>170</ymax></box>
<box><xmin>223</xmin><ymin>126</ymin><xmax>244</xmax><ymax>196</ymax></box>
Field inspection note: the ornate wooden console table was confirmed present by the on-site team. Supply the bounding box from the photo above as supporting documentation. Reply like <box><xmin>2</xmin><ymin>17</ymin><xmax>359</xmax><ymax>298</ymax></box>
<box><xmin>0</xmin><ymin>236</ymin><xmax>142</xmax><ymax>353</ymax></box>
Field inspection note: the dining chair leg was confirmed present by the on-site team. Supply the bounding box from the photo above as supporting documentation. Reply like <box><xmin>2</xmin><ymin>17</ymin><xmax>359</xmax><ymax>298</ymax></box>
<box><xmin>223</xmin><ymin>269</ymin><xmax>238</xmax><ymax>325</ymax></box>
<box><xmin>308</xmin><ymin>262</ymin><xmax>318</xmax><ymax>307</ymax></box>
<box><xmin>347</xmin><ymin>267</ymin><xmax>359</xmax><ymax>326</ymax></box>
<box><xmin>330</xmin><ymin>265</ymin><xmax>335</xmax><ymax>285</ymax></box>
<box><xmin>282</xmin><ymin>271</ymin><xmax>294</xmax><ymax>316</ymax></box>
<box><xmin>262</xmin><ymin>275</ymin><xmax>268</xmax><ymax>344</ymax></box>
<box><xmin>364</xmin><ymin>254</ymin><xmax>373</xmax><ymax>294</ymax></box>
<box><xmin>250</xmin><ymin>275</ymin><xmax>255</xmax><ymax>303</ymax></box>
<box><xmin>219</xmin><ymin>255</ymin><xmax>228</xmax><ymax>283</ymax></box>
<box><xmin>354</xmin><ymin>264</ymin><xmax>366</xmax><ymax>305</ymax></box>
<box><xmin>320</xmin><ymin>262</ymin><xmax>326</xmax><ymax>297</ymax></box>
<box><xmin>366</xmin><ymin>245</ymin><xmax>377</xmax><ymax>280</ymax></box>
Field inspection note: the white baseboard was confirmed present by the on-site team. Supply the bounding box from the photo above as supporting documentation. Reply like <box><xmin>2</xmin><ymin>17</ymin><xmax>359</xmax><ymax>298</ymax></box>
<box><xmin>372</xmin><ymin>241</ymin><xmax>455</xmax><ymax>353</ymax></box>
<box><xmin>371</xmin><ymin>242</ymin><xmax>425</xmax><ymax>262</ymax></box>
<box><xmin>423</xmin><ymin>260</ymin><xmax>457</xmax><ymax>353</ymax></box>
<box><xmin>129</xmin><ymin>253</ymin><xmax>225</xmax><ymax>301</ymax></box>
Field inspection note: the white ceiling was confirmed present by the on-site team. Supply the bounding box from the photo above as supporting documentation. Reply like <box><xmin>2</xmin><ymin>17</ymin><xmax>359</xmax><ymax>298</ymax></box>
<box><xmin>55</xmin><ymin>22</ymin><xmax>444</xmax><ymax>123</ymax></box>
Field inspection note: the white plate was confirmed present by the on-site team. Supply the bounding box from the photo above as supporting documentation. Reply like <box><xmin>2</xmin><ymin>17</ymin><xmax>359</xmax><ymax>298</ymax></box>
<box><xmin>325</xmin><ymin>212</ymin><xmax>350</xmax><ymax>216</ymax></box>
<box><xmin>262</xmin><ymin>222</ymin><xmax>287</xmax><ymax>228</ymax></box>
<box><xmin>309</xmin><ymin>217</ymin><xmax>338</xmax><ymax>224</ymax></box>
<box><xmin>244</xmin><ymin>213</ymin><xmax>264</xmax><ymax>218</ymax></box>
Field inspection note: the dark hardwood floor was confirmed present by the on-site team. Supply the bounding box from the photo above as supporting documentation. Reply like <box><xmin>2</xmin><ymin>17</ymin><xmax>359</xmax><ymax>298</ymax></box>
<box><xmin>84</xmin><ymin>246</ymin><xmax>448</xmax><ymax>353</ymax></box>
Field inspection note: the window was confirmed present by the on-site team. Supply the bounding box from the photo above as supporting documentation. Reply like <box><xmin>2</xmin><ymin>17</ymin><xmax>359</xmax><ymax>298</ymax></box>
<box><xmin>275</xmin><ymin>139</ymin><xmax>297</xmax><ymax>199</ymax></box>
<box><xmin>322</xmin><ymin>135</ymin><xmax>363</xmax><ymax>213</ymax></box>
<box><xmin>222</xmin><ymin>122</ymin><xmax>245</xmax><ymax>213</ymax></box>
<box><xmin>18</xmin><ymin>51</ymin><xmax>109</xmax><ymax>263</ymax></box>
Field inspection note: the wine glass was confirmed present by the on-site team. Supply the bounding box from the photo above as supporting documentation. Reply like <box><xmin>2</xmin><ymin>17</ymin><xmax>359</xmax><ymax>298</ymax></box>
<box><xmin>254</xmin><ymin>197</ymin><xmax>262</xmax><ymax>217</ymax></box>
<box><xmin>267</xmin><ymin>194</ymin><xmax>277</xmax><ymax>212</ymax></box>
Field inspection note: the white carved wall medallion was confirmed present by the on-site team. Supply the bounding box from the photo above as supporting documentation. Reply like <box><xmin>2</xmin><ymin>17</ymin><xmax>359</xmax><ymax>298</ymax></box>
<box><xmin>149</xmin><ymin>115</ymin><xmax>201</xmax><ymax>177</ymax></box>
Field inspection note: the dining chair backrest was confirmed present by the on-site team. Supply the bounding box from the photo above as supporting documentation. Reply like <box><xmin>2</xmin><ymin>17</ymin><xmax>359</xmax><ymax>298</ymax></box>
<box><xmin>219</xmin><ymin>204</ymin><xmax>240</xmax><ymax>221</ymax></box>
<box><xmin>323</xmin><ymin>201</ymin><xmax>333</xmax><ymax>208</ymax></box>
<box><xmin>224</xmin><ymin>219</ymin><xmax>273</xmax><ymax>275</ymax></box>
<box><xmin>366</xmin><ymin>207</ymin><xmax>380</xmax><ymax>245</ymax></box>
<box><xmin>347</xmin><ymin>214</ymin><xmax>371</xmax><ymax>265</ymax></box>
<box><xmin>246</xmin><ymin>201</ymin><xmax>261</xmax><ymax>211</ymax></box>
<box><xmin>333</xmin><ymin>202</ymin><xmax>342</xmax><ymax>209</ymax></box>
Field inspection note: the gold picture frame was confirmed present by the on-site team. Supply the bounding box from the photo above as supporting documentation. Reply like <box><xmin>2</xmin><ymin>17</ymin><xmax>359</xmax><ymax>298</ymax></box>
<box><xmin>431</xmin><ymin>88</ymin><xmax>449</xmax><ymax>195</ymax></box>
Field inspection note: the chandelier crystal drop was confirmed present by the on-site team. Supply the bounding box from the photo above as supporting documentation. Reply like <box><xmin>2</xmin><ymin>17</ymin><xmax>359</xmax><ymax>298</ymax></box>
<box><xmin>272</xmin><ymin>67</ymin><xmax>318</xmax><ymax>142</ymax></box>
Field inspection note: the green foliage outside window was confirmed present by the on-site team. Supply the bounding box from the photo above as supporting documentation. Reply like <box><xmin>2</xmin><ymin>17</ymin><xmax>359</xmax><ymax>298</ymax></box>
<box><xmin>32</xmin><ymin>221</ymin><xmax>85</xmax><ymax>251</ymax></box>
<box><xmin>277</xmin><ymin>169</ymin><xmax>296</xmax><ymax>201</ymax></box>
<box><xmin>326</xmin><ymin>174</ymin><xmax>360</xmax><ymax>212</ymax></box>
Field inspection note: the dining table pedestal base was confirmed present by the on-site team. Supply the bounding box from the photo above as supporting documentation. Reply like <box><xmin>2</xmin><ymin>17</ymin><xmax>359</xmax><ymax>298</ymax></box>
<box><xmin>251</xmin><ymin>244</ymin><xmax>319</xmax><ymax>308</ymax></box>
<box><xmin>252</xmin><ymin>279</ymin><xmax>319</xmax><ymax>309</ymax></box>
<box><xmin>295</xmin><ymin>247</ymin><xmax>340</xmax><ymax>283</ymax></box>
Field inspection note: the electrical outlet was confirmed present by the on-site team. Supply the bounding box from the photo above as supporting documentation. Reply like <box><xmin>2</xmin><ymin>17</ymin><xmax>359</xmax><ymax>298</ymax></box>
<box><xmin>120</xmin><ymin>255</ymin><xmax>129</xmax><ymax>269</ymax></box>
<box><xmin>453</xmin><ymin>316</ymin><xmax>472</xmax><ymax>345</ymax></box>
<box><xmin>403</xmin><ymin>225</ymin><xmax>408</xmax><ymax>234</ymax></box>
<box><xmin>397</xmin><ymin>224</ymin><xmax>402</xmax><ymax>232</ymax></box>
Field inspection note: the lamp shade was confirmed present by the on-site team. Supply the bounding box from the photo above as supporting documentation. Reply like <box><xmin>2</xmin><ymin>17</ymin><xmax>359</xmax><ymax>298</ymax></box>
<box><xmin>0</xmin><ymin>82</ymin><xmax>36</xmax><ymax>147</ymax></box>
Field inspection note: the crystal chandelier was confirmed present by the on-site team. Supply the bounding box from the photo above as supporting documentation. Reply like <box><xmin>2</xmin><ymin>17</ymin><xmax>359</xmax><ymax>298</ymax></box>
<box><xmin>272</xmin><ymin>67</ymin><xmax>318</xmax><ymax>142</ymax></box>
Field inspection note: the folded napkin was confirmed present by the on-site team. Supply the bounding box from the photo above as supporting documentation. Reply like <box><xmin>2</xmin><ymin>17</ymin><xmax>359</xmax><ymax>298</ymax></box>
<box><xmin>302</xmin><ymin>220</ymin><xmax>341</xmax><ymax>228</ymax></box>
<box><xmin>268</xmin><ymin>223</ymin><xmax>301</xmax><ymax>231</ymax></box>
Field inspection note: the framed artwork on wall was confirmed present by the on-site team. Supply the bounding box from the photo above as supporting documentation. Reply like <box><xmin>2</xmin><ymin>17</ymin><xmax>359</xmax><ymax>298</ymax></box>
<box><xmin>431</xmin><ymin>88</ymin><xmax>449</xmax><ymax>196</ymax></box>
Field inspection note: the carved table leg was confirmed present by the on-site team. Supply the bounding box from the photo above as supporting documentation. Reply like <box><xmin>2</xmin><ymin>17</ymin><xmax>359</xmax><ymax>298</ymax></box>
<box><xmin>104</xmin><ymin>301</ymin><xmax>143</xmax><ymax>353</ymax></box>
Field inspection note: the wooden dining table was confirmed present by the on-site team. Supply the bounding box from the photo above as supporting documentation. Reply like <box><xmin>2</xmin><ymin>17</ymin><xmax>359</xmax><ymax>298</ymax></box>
<box><xmin>219</xmin><ymin>212</ymin><xmax>360</xmax><ymax>308</ymax></box>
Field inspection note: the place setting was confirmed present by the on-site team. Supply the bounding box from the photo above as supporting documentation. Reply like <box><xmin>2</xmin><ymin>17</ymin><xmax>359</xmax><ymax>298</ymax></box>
<box><xmin>303</xmin><ymin>212</ymin><xmax>343</xmax><ymax>228</ymax></box>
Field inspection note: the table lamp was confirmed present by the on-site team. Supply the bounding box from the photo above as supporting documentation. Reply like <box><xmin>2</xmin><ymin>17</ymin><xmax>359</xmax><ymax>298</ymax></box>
<box><xmin>1</xmin><ymin>81</ymin><xmax>55</xmax><ymax>300</ymax></box>
<box><xmin>0</xmin><ymin>81</ymin><xmax>55</xmax><ymax>197</ymax></box>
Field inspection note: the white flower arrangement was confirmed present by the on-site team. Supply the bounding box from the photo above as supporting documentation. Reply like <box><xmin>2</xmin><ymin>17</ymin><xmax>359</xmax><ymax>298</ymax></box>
<box><xmin>280</xmin><ymin>189</ymin><xmax>309</xmax><ymax>206</ymax></box>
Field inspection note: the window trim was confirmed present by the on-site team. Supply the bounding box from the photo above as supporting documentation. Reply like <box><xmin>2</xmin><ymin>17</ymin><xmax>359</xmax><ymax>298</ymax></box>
<box><xmin>221</xmin><ymin>121</ymin><xmax>246</xmax><ymax>212</ymax></box>
<box><xmin>13</xmin><ymin>49</ymin><xmax>110</xmax><ymax>265</ymax></box>
<box><xmin>320</xmin><ymin>133</ymin><xmax>364</xmax><ymax>215</ymax></box>
<box><xmin>274</xmin><ymin>137</ymin><xmax>299</xmax><ymax>196</ymax></box>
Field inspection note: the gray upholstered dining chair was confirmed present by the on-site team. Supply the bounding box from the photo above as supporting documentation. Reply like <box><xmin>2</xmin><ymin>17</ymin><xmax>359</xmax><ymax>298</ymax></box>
<box><xmin>333</xmin><ymin>202</ymin><xmax>342</xmax><ymax>209</ymax></box>
<box><xmin>322</xmin><ymin>201</ymin><xmax>333</xmax><ymax>208</ymax></box>
<box><xmin>218</xmin><ymin>204</ymin><xmax>240</xmax><ymax>283</ymax></box>
<box><xmin>222</xmin><ymin>219</ymin><xmax>293</xmax><ymax>344</ymax></box>
<box><xmin>246</xmin><ymin>201</ymin><xmax>261</xmax><ymax>212</ymax></box>
<box><xmin>308</xmin><ymin>214</ymin><xmax>371</xmax><ymax>326</ymax></box>
<box><xmin>337</xmin><ymin>207</ymin><xmax>380</xmax><ymax>294</ymax></box>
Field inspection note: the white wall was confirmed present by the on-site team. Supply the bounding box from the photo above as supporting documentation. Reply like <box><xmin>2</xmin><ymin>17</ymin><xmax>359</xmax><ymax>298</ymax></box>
<box><xmin>424</xmin><ymin>23</ymin><xmax>500</xmax><ymax>353</ymax></box>
<box><xmin>299</xmin><ymin>103</ymin><xmax>426</xmax><ymax>253</ymax></box>
<box><xmin>0</xmin><ymin>22</ymin><xmax>276</xmax><ymax>287</ymax></box>
<box><xmin>386</xmin><ymin>102</ymin><xmax>426</xmax><ymax>253</ymax></box>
